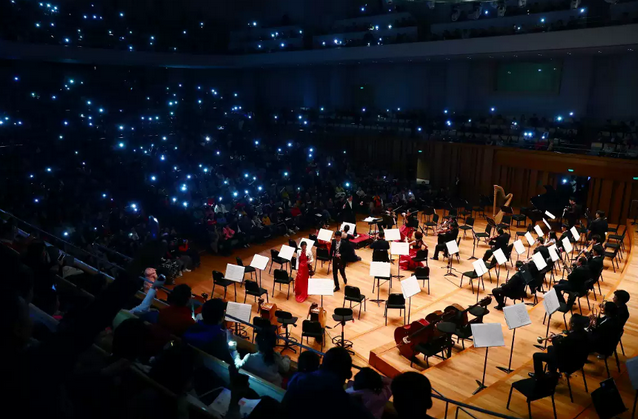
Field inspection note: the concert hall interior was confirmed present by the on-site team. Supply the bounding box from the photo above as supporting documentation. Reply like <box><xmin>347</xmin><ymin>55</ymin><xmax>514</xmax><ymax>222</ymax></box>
<box><xmin>1</xmin><ymin>0</ymin><xmax>638</xmax><ymax>418</ymax></box>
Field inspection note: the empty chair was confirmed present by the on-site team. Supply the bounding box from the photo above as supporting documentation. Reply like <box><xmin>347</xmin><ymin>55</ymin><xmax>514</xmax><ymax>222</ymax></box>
<box><xmin>212</xmin><ymin>270</ymin><xmax>236</xmax><ymax>301</ymax></box>
<box><xmin>315</xmin><ymin>247</ymin><xmax>332</xmax><ymax>273</ymax></box>
<box><xmin>507</xmin><ymin>374</ymin><xmax>559</xmax><ymax>419</ymax></box>
<box><xmin>412</xmin><ymin>249</ymin><xmax>429</xmax><ymax>267</ymax></box>
<box><xmin>603</xmin><ymin>247</ymin><xmax>620</xmax><ymax>273</ymax></box>
<box><xmin>272</xmin><ymin>268</ymin><xmax>294</xmax><ymax>299</ymax></box>
<box><xmin>459</xmin><ymin>217</ymin><xmax>475</xmax><ymax>239</ymax></box>
<box><xmin>301</xmin><ymin>320</ymin><xmax>325</xmax><ymax>350</ymax></box>
<box><xmin>288</xmin><ymin>239</ymin><xmax>298</xmax><ymax>251</ymax></box>
<box><xmin>236</xmin><ymin>257</ymin><xmax>256</xmax><ymax>282</ymax></box>
<box><xmin>343</xmin><ymin>285</ymin><xmax>366</xmax><ymax>319</ymax></box>
<box><xmin>244</xmin><ymin>280</ymin><xmax>268</xmax><ymax>304</ymax></box>
<box><xmin>270</xmin><ymin>249</ymin><xmax>289</xmax><ymax>273</ymax></box>
<box><xmin>424</xmin><ymin>213</ymin><xmax>439</xmax><ymax>235</ymax></box>
<box><xmin>332</xmin><ymin>308</ymin><xmax>354</xmax><ymax>352</ymax></box>
<box><xmin>414</xmin><ymin>266</ymin><xmax>430</xmax><ymax>294</ymax></box>
<box><xmin>512</xmin><ymin>208</ymin><xmax>527</xmax><ymax>228</ymax></box>
<box><xmin>385</xmin><ymin>293</ymin><xmax>406</xmax><ymax>326</ymax></box>
<box><xmin>475</xmin><ymin>224</ymin><xmax>493</xmax><ymax>244</ymax></box>
<box><xmin>275</xmin><ymin>310</ymin><xmax>298</xmax><ymax>353</ymax></box>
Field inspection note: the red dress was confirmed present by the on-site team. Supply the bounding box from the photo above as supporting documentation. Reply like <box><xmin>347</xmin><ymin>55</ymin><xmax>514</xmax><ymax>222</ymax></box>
<box><xmin>399</xmin><ymin>241</ymin><xmax>427</xmax><ymax>271</ymax></box>
<box><xmin>295</xmin><ymin>252</ymin><xmax>310</xmax><ymax>303</ymax></box>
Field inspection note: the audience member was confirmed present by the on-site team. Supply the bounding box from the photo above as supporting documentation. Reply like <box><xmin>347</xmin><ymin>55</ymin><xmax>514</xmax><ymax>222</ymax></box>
<box><xmin>183</xmin><ymin>298</ymin><xmax>234</xmax><ymax>363</ymax></box>
<box><xmin>391</xmin><ymin>372</ymin><xmax>434</xmax><ymax>419</ymax></box>
<box><xmin>234</xmin><ymin>330</ymin><xmax>291</xmax><ymax>387</ymax></box>
<box><xmin>346</xmin><ymin>367</ymin><xmax>393</xmax><ymax>419</ymax></box>
<box><xmin>157</xmin><ymin>284</ymin><xmax>195</xmax><ymax>336</ymax></box>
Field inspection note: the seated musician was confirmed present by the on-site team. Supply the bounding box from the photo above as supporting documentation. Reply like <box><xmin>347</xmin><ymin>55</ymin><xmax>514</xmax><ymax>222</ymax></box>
<box><xmin>399</xmin><ymin>211</ymin><xmax>418</xmax><ymax>241</ymax></box>
<box><xmin>613</xmin><ymin>290</ymin><xmax>630</xmax><ymax>328</ymax></box>
<box><xmin>342</xmin><ymin>225</ymin><xmax>361</xmax><ymax>262</ymax></box>
<box><xmin>533</xmin><ymin>237</ymin><xmax>550</xmax><ymax>259</ymax></box>
<box><xmin>482</xmin><ymin>228</ymin><xmax>510</xmax><ymax>262</ymax></box>
<box><xmin>557</xmin><ymin>225</ymin><xmax>572</xmax><ymax>250</ymax></box>
<box><xmin>546</xmin><ymin>231</ymin><xmax>558</xmax><ymax>247</ymax></box>
<box><xmin>529</xmin><ymin>314</ymin><xmax>590</xmax><ymax>378</ymax></box>
<box><xmin>588</xmin><ymin>301</ymin><xmax>622</xmax><ymax>355</ymax></box>
<box><xmin>370</xmin><ymin>231</ymin><xmax>390</xmax><ymax>252</ymax></box>
<box><xmin>588</xmin><ymin>210</ymin><xmax>608</xmax><ymax>241</ymax></box>
<box><xmin>492</xmin><ymin>269</ymin><xmax>526</xmax><ymax>311</ymax></box>
<box><xmin>400</xmin><ymin>231</ymin><xmax>427</xmax><ymax>271</ymax></box>
<box><xmin>554</xmin><ymin>256</ymin><xmax>590</xmax><ymax>304</ymax></box>
<box><xmin>587</xmin><ymin>245</ymin><xmax>605</xmax><ymax>278</ymax></box>
<box><xmin>381</xmin><ymin>207</ymin><xmax>396</xmax><ymax>229</ymax></box>
<box><xmin>432</xmin><ymin>220</ymin><xmax>459</xmax><ymax>260</ymax></box>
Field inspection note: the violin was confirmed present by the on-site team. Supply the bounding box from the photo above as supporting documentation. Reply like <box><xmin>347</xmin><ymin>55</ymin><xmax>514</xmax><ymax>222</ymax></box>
<box><xmin>308</xmin><ymin>302</ymin><xmax>327</xmax><ymax>329</ymax></box>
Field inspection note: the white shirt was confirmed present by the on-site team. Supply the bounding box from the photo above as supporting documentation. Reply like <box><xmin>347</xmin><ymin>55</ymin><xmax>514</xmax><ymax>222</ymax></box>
<box><xmin>234</xmin><ymin>352</ymin><xmax>291</xmax><ymax>387</ymax></box>
<box><xmin>295</xmin><ymin>248</ymin><xmax>314</xmax><ymax>269</ymax></box>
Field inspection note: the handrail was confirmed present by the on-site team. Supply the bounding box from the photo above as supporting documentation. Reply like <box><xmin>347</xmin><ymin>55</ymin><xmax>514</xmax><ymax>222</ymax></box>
<box><xmin>3</xmin><ymin>209</ymin><xmax>518</xmax><ymax>419</ymax></box>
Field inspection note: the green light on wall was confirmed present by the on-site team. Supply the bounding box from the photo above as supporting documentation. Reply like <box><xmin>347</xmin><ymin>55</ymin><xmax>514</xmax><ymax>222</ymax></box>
<box><xmin>567</xmin><ymin>169</ymin><xmax>574</xmax><ymax>172</ymax></box>
<box><xmin>633</xmin><ymin>177</ymin><xmax>638</xmax><ymax>181</ymax></box>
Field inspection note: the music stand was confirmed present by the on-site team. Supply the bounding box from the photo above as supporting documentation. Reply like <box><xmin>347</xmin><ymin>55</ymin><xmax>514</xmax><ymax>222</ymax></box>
<box><xmin>472</xmin><ymin>259</ymin><xmax>489</xmax><ymax>303</ymax></box>
<box><xmin>468</xmin><ymin>230</ymin><xmax>478</xmax><ymax>261</ymax></box>
<box><xmin>498</xmin><ymin>304</ymin><xmax>531</xmax><ymax>373</ymax></box>
<box><xmin>250</xmin><ymin>254</ymin><xmax>269</xmax><ymax>288</ymax></box>
<box><xmin>391</xmin><ymin>241</ymin><xmax>409</xmax><ymax>280</ymax></box>
<box><xmin>626</xmin><ymin>357</ymin><xmax>638</xmax><ymax>419</ymax></box>
<box><xmin>524</xmin><ymin>232</ymin><xmax>536</xmax><ymax>258</ymax></box>
<box><xmin>493</xmin><ymin>248</ymin><xmax>508</xmax><ymax>284</ymax></box>
<box><xmin>535</xmin><ymin>288</ymin><xmax>560</xmax><ymax>350</ymax></box>
<box><xmin>513</xmin><ymin>239</ymin><xmax>525</xmax><ymax>263</ymax></box>
<box><xmin>444</xmin><ymin>240</ymin><xmax>459</xmax><ymax>278</ymax></box>
<box><xmin>308</xmin><ymin>278</ymin><xmax>334</xmax><ymax>310</ymax></box>
<box><xmin>364</xmin><ymin>217</ymin><xmax>381</xmax><ymax>237</ymax></box>
<box><xmin>471</xmin><ymin>323</ymin><xmax>505</xmax><ymax>394</ymax></box>
<box><xmin>401</xmin><ymin>276</ymin><xmax>421</xmax><ymax>324</ymax></box>
<box><xmin>225</xmin><ymin>301</ymin><xmax>252</xmax><ymax>339</ymax></box>
<box><xmin>369</xmin><ymin>262</ymin><xmax>392</xmax><ymax>306</ymax></box>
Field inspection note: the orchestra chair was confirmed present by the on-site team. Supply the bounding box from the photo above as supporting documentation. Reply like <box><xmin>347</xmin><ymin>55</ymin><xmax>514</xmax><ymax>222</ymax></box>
<box><xmin>269</xmin><ymin>249</ymin><xmax>289</xmax><ymax>273</ymax></box>
<box><xmin>605</xmin><ymin>227</ymin><xmax>626</xmax><ymax>260</ymax></box>
<box><xmin>497</xmin><ymin>214</ymin><xmax>512</xmax><ymax>234</ymax></box>
<box><xmin>424</xmin><ymin>213</ymin><xmax>439</xmax><ymax>236</ymax></box>
<box><xmin>212</xmin><ymin>270</ymin><xmax>237</xmax><ymax>301</ymax></box>
<box><xmin>517</xmin><ymin>224</ymin><xmax>533</xmax><ymax>240</ymax></box>
<box><xmin>272</xmin><ymin>269</ymin><xmax>294</xmax><ymax>300</ymax></box>
<box><xmin>244</xmin><ymin>280</ymin><xmax>268</xmax><ymax>304</ymax></box>
<box><xmin>288</xmin><ymin>239</ymin><xmax>298</xmax><ymax>252</ymax></box>
<box><xmin>301</xmin><ymin>320</ymin><xmax>325</xmax><ymax>351</ymax></box>
<box><xmin>414</xmin><ymin>266</ymin><xmax>430</xmax><ymax>294</ymax></box>
<box><xmin>475</xmin><ymin>224</ymin><xmax>493</xmax><ymax>245</ymax></box>
<box><xmin>252</xmin><ymin>316</ymin><xmax>273</xmax><ymax>343</ymax></box>
<box><xmin>290</xmin><ymin>256</ymin><xmax>297</xmax><ymax>276</ymax></box>
<box><xmin>459</xmin><ymin>217</ymin><xmax>475</xmax><ymax>239</ymax></box>
<box><xmin>309</xmin><ymin>234</ymin><xmax>318</xmax><ymax>242</ymax></box>
<box><xmin>343</xmin><ymin>286</ymin><xmax>366</xmax><ymax>319</ymax></box>
<box><xmin>472</xmin><ymin>196</ymin><xmax>489</xmax><ymax>219</ymax></box>
<box><xmin>412</xmin><ymin>324</ymin><xmax>455</xmax><ymax>367</ymax></box>
<box><xmin>384</xmin><ymin>293</ymin><xmax>406</xmax><ymax>326</ymax></box>
<box><xmin>447</xmin><ymin>237</ymin><xmax>462</xmax><ymax>263</ymax></box>
<box><xmin>594</xmin><ymin>329</ymin><xmax>623</xmax><ymax>378</ymax></box>
<box><xmin>507</xmin><ymin>374</ymin><xmax>559</xmax><ymax>419</ymax></box>
<box><xmin>275</xmin><ymin>310</ymin><xmax>298</xmax><ymax>354</ymax></box>
<box><xmin>512</xmin><ymin>208</ymin><xmax>527</xmax><ymax>228</ymax></box>
<box><xmin>412</xmin><ymin>249</ymin><xmax>429</xmax><ymax>267</ymax></box>
<box><xmin>603</xmin><ymin>247</ymin><xmax>620</xmax><ymax>273</ymax></box>
<box><xmin>460</xmin><ymin>269</ymin><xmax>484</xmax><ymax>294</ymax></box>
<box><xmin>458</xmin><ymin>201</ymin><xmax>472</xmax><ymax>221</ymax></box>
<box><xmin>542</xmin><ymin>293</ymin><xmax>576</xmax><ymax>331</ymax></box>
<box><xmin>504</xmin><ymin>243</ymin><xmax>515</xmax><ymax>268</ymax></box>
<box><xmin>556</xmin><ymin>342</ymin><xmax>590</xmax><ymax>403</ymax></box>
<box><xmin>236</xmin><ymin>257</ymin><xmax>256</xmax><ymax>282</ymax></box>
<box><xmin>314</xmin><ymin>247</ymin><xmax>332</xmax><ymax>273</ymax></box>
<box><xmin>422</xmin><ymin>206</ymin><xmax>435</xmax><ymax>224</ymax></box>
<box><xmin>566</xmin><ymin>279</ymin><xmax>595</xmax><ymax>315</ymax></box>
<box><xmin>372</xmin><ymin>248</ymin><xmax>391</xmax><ymax>263</ymax></box>
<box><xmin>332</xmin><ymin>308</ymin><xmax>354</xmax><ymax>353</ymax></box>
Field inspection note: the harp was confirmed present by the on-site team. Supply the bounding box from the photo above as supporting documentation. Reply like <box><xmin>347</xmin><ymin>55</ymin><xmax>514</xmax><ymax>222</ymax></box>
<box><xmin>493</xmin><ymin>185</ymin><xmax>513</xmax><ymax>225</ymax></box>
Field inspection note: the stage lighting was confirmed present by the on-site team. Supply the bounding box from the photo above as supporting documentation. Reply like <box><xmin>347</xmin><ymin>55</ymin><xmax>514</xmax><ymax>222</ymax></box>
<box><xmin>284</xmin><ymin>172</ymin><xmax>289</xmax><ymax>177</ymax></box>
<box><xmin>150</xmin><ymin>175</ymin><xmax>156</xmax><ymax>181</ymax></box>
<box><xmin>569</xmin><ymin>112</ymin><xmax>574</xmax><ymax>116</ymax></box>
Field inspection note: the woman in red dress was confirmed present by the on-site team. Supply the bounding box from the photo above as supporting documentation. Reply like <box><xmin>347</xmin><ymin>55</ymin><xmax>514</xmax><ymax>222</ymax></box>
<box><xmin>295</xmin><ymin>241</ymin><xmax>315</xmax><ymax>303</ymax></box>
<box><xmin>399</xmin><ymin>231</ymin><xmax>428</xmax><ymax>271</ymax></box>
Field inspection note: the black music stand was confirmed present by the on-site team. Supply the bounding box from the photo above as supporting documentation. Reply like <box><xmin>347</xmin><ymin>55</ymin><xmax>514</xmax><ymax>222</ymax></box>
<box><xmin>497</xmin><ymin>304</ymin><xmax>531</xmax><ymax>374</ymax></box>
<box><xmin>444</xmin><ymin>240</ymin><xmax>459</xmax><ymax>278</ymax></box>
<box><xmin>468</xmin><ymin>230</ymin><xmax>478</xmax><ymax>261</ymax></box>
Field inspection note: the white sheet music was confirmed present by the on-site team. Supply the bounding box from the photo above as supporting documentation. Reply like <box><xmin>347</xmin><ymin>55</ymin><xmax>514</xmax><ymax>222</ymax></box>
<box><xmin>250</xmin><ymin>254</ymin><xmax>269</xmax><ymax>271</ymax></box>
<box><xmin>225</xmin><ymin>301</ymin><xmax>252</xmax><ymax>323</ymax></box>
<box><xmin>542</xmin><ymin>218</ymin><xmax>551</xmax><ymax>231</ymax></box>
<box><xmin>626</xmin><ymin>357</ymin><xmax>638</xmax><ymax>391</ymax></box>
<box><xmin>545</xmin><ymin>211</ymin><xmax>556</xmax><ymax>219</ymax></box>
<box><xmin>225</xmin><ymin>264</ymin><xmax>246</xmax><ymax>282</ymax></box>
<box><xmin>531</xmin><ymin>252</ymin><xmax>548</xmax><ymax>271</ymax></box>
<box><xmin>473</xmin><ymin>259</ymin><xmax>488</xmax><ymax>276</ymax></box>
<box><xmin>542</xmin><ymin>288</ymin><xmax>560</xmax><ymax>315</ymax></box>
<box><xmin>340</xmin><ymin>222</ymin><xmax>356</xmax><ymax>234</ymax></box>
<box><xmin>562</xmin><ymin>237</ymin><xmax>573</xmax><ymax>253</ymax></box>
<box><xmin>446</xmin><ymin>240</ymin><xmax>459</xmax><ymax>255</ymax></box>
<box><xmin>401</xmin><ymin>276</ymin><xmax>421</xmax><ymax>299</ymax></box>
<box><xmin>514</xmin><ymin>240</ymin><xmax>526</xmax><ymax>254</ymax></box>
<box><xmin>471</xmin><ymin>323</ymin><xmax>505</xmax><ymax>348</ymax></box>
<box><xmin>493</xmin><ymin>248</ymin><xmax>507</xmax><ymax>265</ymax></box>
<box><xmin>570</xmin><ymin>226</ymin><xmax>580</xmax><ymax>241</ymax></box>
<box><xmin>390</xmin><ymin>241</ymin><xmax>410</xmax><ymax>256</ymax></box>
<box><xmin>503</xmin><ymin>304</ymin><xmax>532</xmax><ymax>330</ymax></box>
<box><xmin>385</xmin><ymin>229</ymin><xmax>401</xmax><ymax>241</ymax></box>
<box><xmin>317</xmin><ymin>228</ymin><xmax>334</xmax><ymax>242</ymax></box>
<box><xmin>369</xmin><ymin>261</ymin><xmax>391</xmax><ymax>278</ymax></box>
<box><xmin>524</xmin><ymin>232</ymin><xmax>536</xmax><ymax>246</ymax></box>
<box><xmin>548</xmin><ymin>245</ymin><xmax>560</xmax><ymax>262</ymax></box>
<box><xmin>534</xmin><ymin>225</ymin><xmax>544</xmax><ymax>237</ymax></box>
<box><xmin>278</xmin><ymin>245</ymin><xmax>295</xmax><ymax>261</ymax></box>
<box><xmin>308</xmin><ymin>278</ymin><xmax>334</xmax><ymax>296</ymax></box>
<box><xmin>363</xmin><ymin>217</ymin><xmax>379</xmax><ymax>222</ymax></box>
<box><xmin>298</xmin><ymin>238</ymin><xmax>315</xmax><ymax>250</ymax></box>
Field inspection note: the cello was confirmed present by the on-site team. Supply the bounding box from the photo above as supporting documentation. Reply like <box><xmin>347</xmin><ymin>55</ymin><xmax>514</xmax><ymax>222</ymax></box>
<box><xmin>393</xmin><ymin>308</ymin><xmax>453</xmax><ymax>360</ymax></box>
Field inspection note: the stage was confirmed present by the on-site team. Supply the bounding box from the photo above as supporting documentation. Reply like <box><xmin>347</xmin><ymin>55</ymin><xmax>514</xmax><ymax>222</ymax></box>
<box><xmin>174</xmin><ymin>214</ymin><xmax>637</xmax><ymax>419</ymax></box>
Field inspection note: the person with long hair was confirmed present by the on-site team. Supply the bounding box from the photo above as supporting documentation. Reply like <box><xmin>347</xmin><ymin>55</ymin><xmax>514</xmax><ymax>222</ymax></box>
<box><xmin>346</xmin><ymin>368</ymin><xmax>392</xmax><ymax>419</ymax></box>
<box><xmin>295</xmin><ymin>241</ymin><xmax>314</xmax><ymax>302</ymax></box>
<box><xmin>399</xmin><ymin>231</ymin><xmax>427</xmax><ymax>271</ymax></box>
<box><xmin>234</xmin><ymin>330</ymin><xmax>291</xmax><ymax>387</ymax></box>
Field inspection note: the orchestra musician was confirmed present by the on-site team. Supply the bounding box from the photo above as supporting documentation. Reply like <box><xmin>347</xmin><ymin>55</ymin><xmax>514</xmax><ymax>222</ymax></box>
<box><xmin>588</xmin><ymin>301</ymin><xmax>622</xmax><ymax>355</ymax></box>
<box><xmin>553</xmin><ymin>256</ymin><xmax>590</xmax><ymax>304</ymax></box>
<box><xmin>588</xmin><ymin>210</ymin><xmax>608</xmax><ymax>240</ymax></box>
<box><xmin>528</xmin><ymin>314</ymin><xmax>590</xmax><ymax>378</ymax></box>
<box><xmin>342</xmin><ymin>195</ymin><xmax>357</xmax><ymax>225</ymax></box>
<box><xmin>370</xmin><ymin>231</ymin><xmax>390</xmax><ymax>252</ymax></box>
<box><xmin>399</xmin><ymin>211</ymin><xmax>418</xmax><ymax>241</ymax></box>
<box><xmin>400</xmin><ymin>231</ymin><xmax>427</xmax><ymax>271</ymax></box>
<box><xmin>431</xmin><ymin>219</ymin><xmax>459</xmax><ymax>260</ymax></box>
<box><xmin>482</xmin><ymin>228</ymin><xmax>510</xmax><ymax>262</ymax></box>
<box><xmin>492</xmin><ymin>269</ymin><xmax>527</xmax><ymax>310</ymax></box>
<box><xmin>342</xmin><ymin>224</ymin><xmax>362</xmax><ymax>262</ymax></box>
<box><xmin>330</xmin><ymin>231</ymin><xmax>352</xmax><ymax>292</ymax></box>
<box><xmin>564</xmin><ymin>197</ymin><xmax>581</xmax><ymax>228</ymax></box>
<box><xmin>587</xmin><ymin>245</ymin><xmax>605</xmax><ymax>278</ymax></box>
<box><xmin>613</xmin><ymin>290</ymin><xmax>630</xmax><ymax>328</ymax></box>
<box><xmin>557</xmin><ymin>225</ymin><xmax>572</xmax><ymax>251</ymax></box>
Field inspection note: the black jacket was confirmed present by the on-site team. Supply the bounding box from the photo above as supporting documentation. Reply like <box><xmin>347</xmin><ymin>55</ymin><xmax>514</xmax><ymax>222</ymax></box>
<box><xmin>589</xmin><ymin>218</ymin><xmax>608</xmax><ymax>239</ymax></box>
<box><xmin>370</xmin><ymin>239</ymin><xmax>390</xmax><ymax>251</ymax></box>
<box><xmin>567</xmin><ymin>265</ymin><xmax>591</xmax><ymax>291</ymax></box>
<box><xmin>587</xmin><ymin>256</ymin><xmax>604</xmax><ymax>278</ymax></box>
<box><xmin>330</xmin><ymin>238</ymin><xmax>354</xmax><ymax>261</ymax></box>
<box><xmin>490</xmin><ymin>233</ymin><xmax>510</xmax><ymax>252</ymax></box>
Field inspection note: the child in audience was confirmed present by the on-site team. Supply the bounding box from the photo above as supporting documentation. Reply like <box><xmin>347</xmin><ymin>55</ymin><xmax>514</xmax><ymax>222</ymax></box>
<box><xmin>346</xmin><ymin>368</ymin><xmax>392</xmax><ymax>419</ymax></box>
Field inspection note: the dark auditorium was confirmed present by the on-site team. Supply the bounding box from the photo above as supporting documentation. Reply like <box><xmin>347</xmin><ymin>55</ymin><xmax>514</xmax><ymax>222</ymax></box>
<box><xmin>1</xmin><ymin>0</ymin><xmax>637</xmax><ymax>418</ymax></box>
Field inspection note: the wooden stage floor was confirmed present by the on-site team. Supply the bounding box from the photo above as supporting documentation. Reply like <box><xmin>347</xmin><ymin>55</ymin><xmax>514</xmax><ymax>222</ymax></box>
<box><xmin>173</xmin><ymin>215</ymin><xmax>637</xmax><ymax>419</ymax></box>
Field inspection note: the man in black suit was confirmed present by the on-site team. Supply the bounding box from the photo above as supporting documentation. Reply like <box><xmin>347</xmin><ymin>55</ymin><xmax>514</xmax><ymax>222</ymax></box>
<box><xmin>587</xmin><ymin>245</ymin><xmax>604</xmax><ymax>279</ymax></box>
<box><xmin>342</xmin><ymin>196</ymin><xmax>356</xmax><ymax>224</ymax></box>
<box><xmin>588</xmin><ymin>210</ymin><xmax>608</xmax><ymax>240</ymax></box>
<box><xmin>533</xmin><ymin>237</ymin><xmax>550</xmax><ymax>260</ymax></box>
<box><xmin>529</xmin><ymin>314</ymin><xmax>590</xmax><ymax>378</ymax></box>
<box><xmin>554</xmin><ymin>256</ymin><xmax>591</xmax><ymax>304</ymax></box>
<box><xmin>432</xmin><ymin>221</ymin><xmax>459</xmax><ymax>260</ymax></box>
<box><xmin>370</xmin><ymin>231</ymin><xmax>390</xmax><ymax>251</ymax></box>
<box><xmin>492</xmin><ymin>269</ymin><xmax>527</xmax><ymax>310</ymax></box>
<box><xmin>589</xmin><ymin>301</ymin><xmax>622</xmax><ymax>354</ymax></box>
<box><xmin>330</xmin><ymin>231</ymin><xmax>350</xmax><ymax>292</ymax></box>
<box><xmin>613</xmin><ymin>290</ymin><xmax>630</xmax><ymax>328</ymax></box>
<box><xmin>483</xmin><ymin>228</ymin><xmax>510</xmax><ymax>261</ymax></box>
